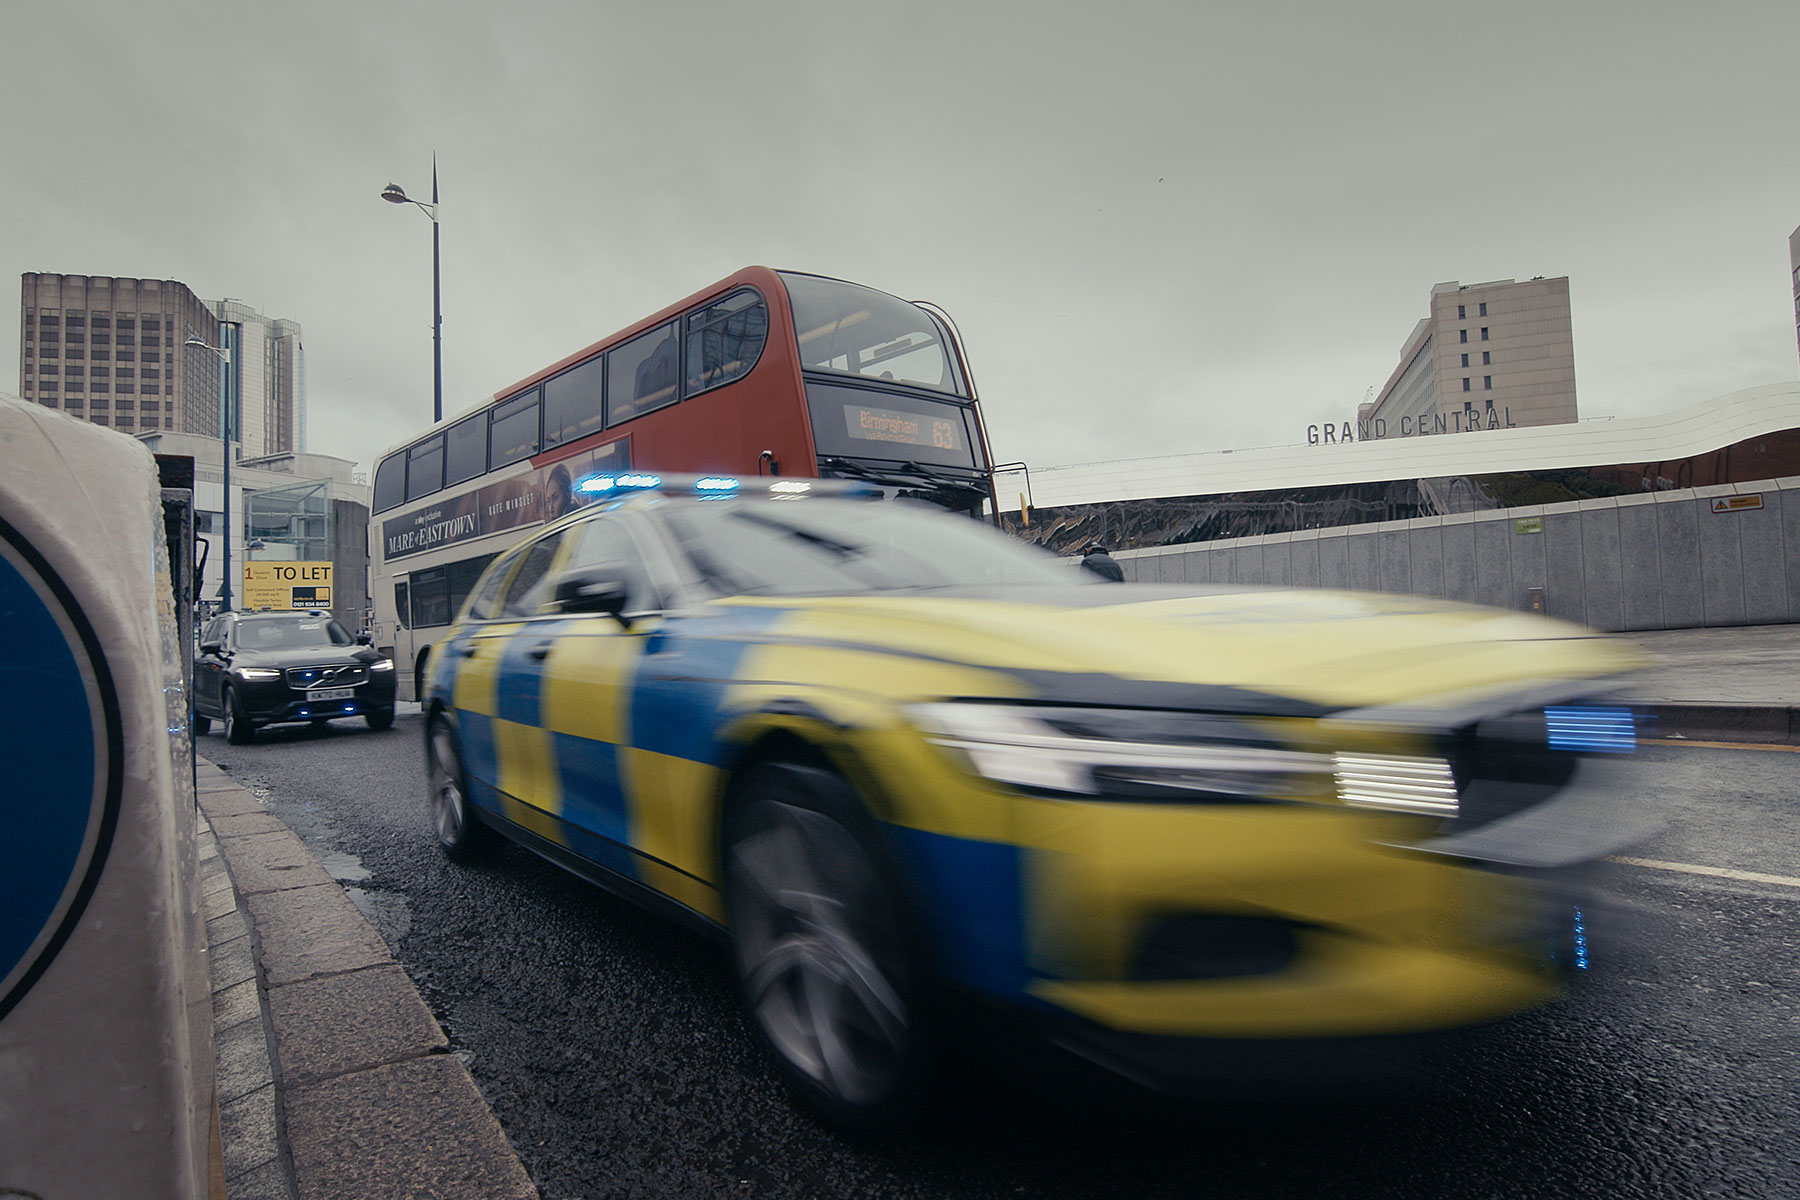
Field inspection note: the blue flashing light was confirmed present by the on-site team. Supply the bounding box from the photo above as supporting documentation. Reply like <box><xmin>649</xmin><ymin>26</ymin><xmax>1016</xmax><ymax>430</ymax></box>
<box><xmin>343</xmin><ymin>704</ymin><xmax>356</xmax><ymax>713</ymax></box>
<box><xmin>617</xmin><ymin>472</ymin><xmax>662</xmax><ymax>490</ymax></box>
<box><xmin>694</xmin><ymin>476</ymin><xmax>741</xmax><ymax>492</ymax></box>
<box><xmin>1545</xmin><ymin>706</ymin><xmax>1636</xmax><ymax>754</ymax></box>
<box><xmin>298</xmin><ymin>708</ymin><xmax>310</xmax><ymax>718</ymax></box>
<box><xmin>1572</xmin><ymin>906</ymin><xmax>1589</xmax><ymax>970</ymax></box>
<box><xmin>576</xmin><ymin>475</ymin><xmax>617</xmax><ymax>494</ymax></box>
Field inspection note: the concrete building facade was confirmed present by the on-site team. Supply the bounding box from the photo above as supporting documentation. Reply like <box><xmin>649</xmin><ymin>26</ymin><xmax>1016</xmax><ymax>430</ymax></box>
<box><xmin>1358</xmin><ymin>277</ymin><xmax>1578</xmax><ymax>439</ymax></box>
<box><xmin>18</xmin><ymin>275</ymin><xmax>305</xmax><ymax>458</ymax></box>
<box><xmin>18</xmin><ymin>273</ymin><xmax>223</xmax><ymax>438</ymax></box>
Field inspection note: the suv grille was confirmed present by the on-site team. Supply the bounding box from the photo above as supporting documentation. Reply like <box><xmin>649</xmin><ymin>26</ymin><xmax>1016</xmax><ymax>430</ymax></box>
<box><xmin>285</xmin><ymin>664</ymin><xmax>369</xmax><ymax>690</ymax></box>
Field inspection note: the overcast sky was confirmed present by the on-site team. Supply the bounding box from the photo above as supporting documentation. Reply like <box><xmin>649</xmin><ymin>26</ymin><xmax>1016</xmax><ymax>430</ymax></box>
<box><xmin>4</xmin><ymin>0</ymin><xmax>1797</xmax><ymax>478</ymax></box>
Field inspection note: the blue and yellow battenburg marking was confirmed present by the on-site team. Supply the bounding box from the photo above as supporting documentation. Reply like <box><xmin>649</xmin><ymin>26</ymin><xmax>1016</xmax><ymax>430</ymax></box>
<box><xmin>432</xmin><ymin>597</ymin><xmax>1046</xmax><ymax>991</ymax></box>
<box><xmin>438</xmin><ymin>605</ymin><xmax>794</xmax><ymax>924</ymax></box>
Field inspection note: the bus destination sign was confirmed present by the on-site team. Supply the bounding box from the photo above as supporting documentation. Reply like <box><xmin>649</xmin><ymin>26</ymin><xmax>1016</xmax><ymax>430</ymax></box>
<box><xmin>845</xmin><ymin>404</ymin><xmax>960</xmax><ymax>451</ymax></box>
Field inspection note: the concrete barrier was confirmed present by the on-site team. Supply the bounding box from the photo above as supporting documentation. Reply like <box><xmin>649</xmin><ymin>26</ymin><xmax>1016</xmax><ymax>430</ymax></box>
<box><xmin>1116</xmin><ymin>475</ymin><xmax>1800</xmax><ymax>631</ymax></box>
<box><xmin>0</xmin><ymin>397</ymin><xmax>213</xmax><ymax>1197</ymax></box>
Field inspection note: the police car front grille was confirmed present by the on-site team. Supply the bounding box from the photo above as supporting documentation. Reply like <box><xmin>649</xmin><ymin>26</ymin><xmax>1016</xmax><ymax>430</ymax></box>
<box><xmin>285</xmin><ymin>664</ymin><xmax>369</xmax><ymax>690</ymax></box>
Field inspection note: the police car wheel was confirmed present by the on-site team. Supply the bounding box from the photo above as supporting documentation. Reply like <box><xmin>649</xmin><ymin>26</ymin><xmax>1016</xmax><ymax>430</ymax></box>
<box><xmin>365</xmin><ymin>707</ymin><xmax>395</xmax><ymax>732</ymax></box>
<box><xmin>723</xmin><ymin>764</ymin><xmax>927</xmax><ymax>1134</ymax></box>
<box><xmin>427</xmin><ymin>718</ymin><xmax>489</xmax><ymax>863</ymax></box>
<box><xmin>224</xmin><ymin>687</ymin><xmax>254</xmax><ymax>745</ymax></box>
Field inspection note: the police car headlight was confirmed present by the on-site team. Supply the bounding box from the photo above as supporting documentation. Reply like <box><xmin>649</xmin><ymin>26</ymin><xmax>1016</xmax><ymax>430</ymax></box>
<box><xmin>237</xmin><ymin>667</ymin><xmax>282</xmax><ymax>680</ymax></box>
<box><xmin>370</xmin><ymin>658</ymin><xmax>394</xmax><ymax>672</ymax></box>
<box><xmin>908</xmin><ymin>703</ymin><xmax>1333</xmax><ymax>803</ymax></box>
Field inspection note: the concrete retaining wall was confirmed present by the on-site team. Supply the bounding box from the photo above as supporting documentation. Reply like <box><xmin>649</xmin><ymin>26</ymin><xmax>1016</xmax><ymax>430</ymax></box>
<box><xmin>1115</xmin><ymin>476</ymin><xmax>1800</xmax><ymax>632</ymax></box>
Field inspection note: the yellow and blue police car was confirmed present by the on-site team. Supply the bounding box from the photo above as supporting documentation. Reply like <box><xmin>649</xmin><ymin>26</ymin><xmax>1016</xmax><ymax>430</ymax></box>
<box><xmin>422</xmin><ymin>473</ymin><xmax>1648</xmax><ymax>1130</ymax></box>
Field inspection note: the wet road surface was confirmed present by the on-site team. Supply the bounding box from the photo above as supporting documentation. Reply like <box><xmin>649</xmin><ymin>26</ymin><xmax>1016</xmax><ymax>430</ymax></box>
<box><xmin>206</xmin><ymin>713</ymin><xmax>1800</xmax><ymax>1200</ymax></box>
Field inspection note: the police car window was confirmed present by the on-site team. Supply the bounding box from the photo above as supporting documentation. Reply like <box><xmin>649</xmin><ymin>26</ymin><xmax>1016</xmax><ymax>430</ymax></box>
<box><xmin>465</xmin><ymin>551</ymin><xmax>519</xmax><ymax>621</ymax></box>
<box><xmin>500</xmin><ymin>533</ymin><xmax>566</xmax><ymax>617</ymax></box>
<box><xmin>568</xmin><ymin>518</ymin><xmax>659</xmax><ymax>611</ymax></box>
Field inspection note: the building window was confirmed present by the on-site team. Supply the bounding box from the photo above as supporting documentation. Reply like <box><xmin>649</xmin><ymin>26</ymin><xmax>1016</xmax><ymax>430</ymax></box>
<box><xmin>1480</xmin><ymin>327</ymin><xmax>1489</xmax><ymax>340</ymax></box>
<box><xmin>1484</xmin><ymin>376</ymin><xmax>1492</xmax><ymax>389</ymax></box>
<box><xmin>1460</xmin><ymin>353</ymin><xmax>1469</xmax><ymax>367</ymax></box>
<box><xmin>1485</xmin><ymin>397</ymin><xmax>1495</xmax><ymax>411</ymax></box>
<box><xmin>1463</xmin><ymin>400</ymin><xmax>1473</xmax><ymax>413</ymax></box>
<box><xmin>1482</xmin><ymin>351</ymin><xmax>1491</xmax><ymax>365</ymax></box>
<box><xmin>1457</xmin><ymin>305</ymin><xmax>1466</xmax><ymax>319</ymax></box>
<box><xmin>1462</xmin><ymin>378</ymin><xmax>1471</xmax><ymax>392</ymax></box>
<box><xmin>1459</xmin><ymin>329</ymin><xmax>1468</xmax><ymax>344</ymax></box>
<box><xmin>1479</xmin><ymin>302</ymin><xmax>1487</xmax><ymax>316</ymax></box>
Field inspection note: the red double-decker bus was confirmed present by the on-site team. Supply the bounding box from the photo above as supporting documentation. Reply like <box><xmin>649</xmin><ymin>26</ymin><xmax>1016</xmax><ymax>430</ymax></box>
<box><xmin>368</xmin><ymin>266</ymin><xmax>999</xmax><ymax>698</ymax></box>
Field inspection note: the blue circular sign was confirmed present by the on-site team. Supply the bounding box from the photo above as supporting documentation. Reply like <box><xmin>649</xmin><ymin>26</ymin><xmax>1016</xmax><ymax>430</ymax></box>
<box><xmin>0</xmin><ymin>518</ymin><xmax>122</xmax><ymax>1023</ymax></box>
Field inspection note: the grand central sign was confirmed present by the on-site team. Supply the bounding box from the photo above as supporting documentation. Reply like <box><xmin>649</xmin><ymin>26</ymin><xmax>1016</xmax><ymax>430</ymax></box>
<box><xmin>1308</xmin><ymin>407</ymin><xmax>1519</xmax><ymax>445</ymax></box>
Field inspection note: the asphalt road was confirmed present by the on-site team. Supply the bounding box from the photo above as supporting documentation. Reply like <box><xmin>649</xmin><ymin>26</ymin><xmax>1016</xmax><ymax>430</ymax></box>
<box><xmin>206</xmin><ymin>712</ymin><xmax>1800</xmax><ymax>1200</ymax></box>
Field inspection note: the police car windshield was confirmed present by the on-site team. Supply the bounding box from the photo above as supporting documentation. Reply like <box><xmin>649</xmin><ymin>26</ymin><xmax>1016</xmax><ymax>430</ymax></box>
<box><xmin>658</xmin><ymin>498</ymin><xmax>1076</xmax><ymax>595</ymax></box>
<box><xmin>239</xmin><ymin>617</ymin><xmax>354</xmax><ymax>649</ymax></box>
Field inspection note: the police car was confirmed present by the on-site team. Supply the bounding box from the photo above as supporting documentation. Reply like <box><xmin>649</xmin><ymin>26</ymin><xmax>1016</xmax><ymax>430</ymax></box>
<box><xmin>421</xmin><ymin>473</ymin><xmax>1647</xmax><ymax>1130</ymax></box>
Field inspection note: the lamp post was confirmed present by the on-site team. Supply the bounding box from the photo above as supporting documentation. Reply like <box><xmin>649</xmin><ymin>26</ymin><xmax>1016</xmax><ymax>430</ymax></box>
<box><xmin>380</xmin><ymin>161</ymin><xmax>442</xmax><ymax>424</ymax></box>
<box><xmin>185</xmin><ymin>336</ymin><xmax>235</xmax><ymax>611</ymax></box>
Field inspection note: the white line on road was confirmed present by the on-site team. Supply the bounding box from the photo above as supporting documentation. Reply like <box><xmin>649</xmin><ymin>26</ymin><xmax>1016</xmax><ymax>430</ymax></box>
<box><xmin>1608</xmin><ymin>856</ymin><xmax>1800</xmax><ymax>889</ymax></box>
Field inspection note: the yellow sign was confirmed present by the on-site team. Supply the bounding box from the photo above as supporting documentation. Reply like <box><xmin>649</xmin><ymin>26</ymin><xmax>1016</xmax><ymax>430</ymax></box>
<box><xmin>1710</xmin><ymin>494</ymin><xmax>1763</xmax><ymax>513</ymax></box>
<box><xmin>242</xmin><ymin>561</ymin><xmax>334</xmax><ymax>610</ymax></box>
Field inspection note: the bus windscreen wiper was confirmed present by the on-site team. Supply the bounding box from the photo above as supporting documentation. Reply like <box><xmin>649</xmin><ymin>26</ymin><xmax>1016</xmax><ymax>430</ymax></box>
<box><xmin>819</xmin><ymin>456</ymin><xmax>986</xmax><ymax>491</ymax></box>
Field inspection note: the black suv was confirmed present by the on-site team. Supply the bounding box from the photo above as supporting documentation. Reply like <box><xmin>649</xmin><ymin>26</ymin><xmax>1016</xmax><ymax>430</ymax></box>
<box><xmin>194</xmin><ymin>610</ymin><xmax>397</xmax><ymax>743</ymax></box>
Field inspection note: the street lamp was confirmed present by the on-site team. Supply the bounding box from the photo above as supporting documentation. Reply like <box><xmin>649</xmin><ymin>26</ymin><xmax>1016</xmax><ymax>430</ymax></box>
<box><xmin>380</xmin><ymin>161</ymin><xmax>442</xmax><ymax>424</ymax></box>
<box><xmin>185</xmin><ymin>335</ymin><xmax>235</xmax><ymax>611</ymax></box>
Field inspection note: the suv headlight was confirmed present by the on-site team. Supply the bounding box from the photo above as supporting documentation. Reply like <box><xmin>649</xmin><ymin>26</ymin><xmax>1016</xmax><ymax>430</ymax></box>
<box><xmin>237</xmin><ymin>667</ymin><xmax>282</xmax><ymax>680</ymax></box>
<box><xmin>909</xmin><ymin>703</ymin><xmax>1459</xmax><ymax>815</ymax></box>
<box><xmin>370</xmin><ymin>658</ymin><xmax>394</xmax><ymax>672</ymax></box>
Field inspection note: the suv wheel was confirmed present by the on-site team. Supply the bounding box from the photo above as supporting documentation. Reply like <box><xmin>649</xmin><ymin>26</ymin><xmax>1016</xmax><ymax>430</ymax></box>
<box><xmin>224</xmin><ymin>686</ymin><xmax>255</xmax><ymax>745</ymax></box>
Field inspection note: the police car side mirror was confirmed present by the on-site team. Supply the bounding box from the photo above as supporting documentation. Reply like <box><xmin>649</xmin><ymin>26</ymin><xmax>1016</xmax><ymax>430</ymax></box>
<box><xmin>553</xmin><ymin>567</ymin><xmax>631</xmax><ymax>626</ymax></box>
<box><xmin>356</xmin><ymin>631</ymin><xmax>373</xmax><ymax>645</ymax></box>
<box><xmin>200</xmin><ymin>639</ymin><xmax>223</xmax><ymax>656</ymax></box>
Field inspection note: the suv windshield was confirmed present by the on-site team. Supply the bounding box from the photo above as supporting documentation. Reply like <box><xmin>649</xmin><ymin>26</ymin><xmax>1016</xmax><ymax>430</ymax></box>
<box><xmin>658</xmin><ymin>499</ymin><xmax>1078</xmax><ymax>596</ymax></box>
<box><xmin>237</xmin><ymin>616</ymin><xmax>355</xmax><ymax>650</ymax></box>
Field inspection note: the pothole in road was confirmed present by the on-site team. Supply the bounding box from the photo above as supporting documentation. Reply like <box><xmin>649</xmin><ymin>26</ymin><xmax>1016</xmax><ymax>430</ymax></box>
<box><xmin>318</xmin><ymin>850</ymin><xmax>371</xmax><ymax>883</ymax></box>
<box><xmin>344</xmin><ymin>884</ymin><xmax>413</xmax><ymax>945</ymax></box>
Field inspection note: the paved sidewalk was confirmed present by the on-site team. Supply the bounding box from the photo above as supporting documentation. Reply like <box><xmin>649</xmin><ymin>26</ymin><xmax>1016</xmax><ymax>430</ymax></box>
<box><xmin>198</xmin><ymin>759</ymin><xmax>537</xmax><ymax>1200</ymax></box>
<box><xmin>1618</xmin><ymin>623</ymin><xmax>1800</xmax><ymax>742</ymax></box>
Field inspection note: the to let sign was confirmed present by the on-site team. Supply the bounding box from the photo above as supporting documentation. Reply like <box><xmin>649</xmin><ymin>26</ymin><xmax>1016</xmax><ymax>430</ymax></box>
<box><xmin>243</xmin><ymin>561</ymin><xmax>333</xmax><ymax>609</ymax></box>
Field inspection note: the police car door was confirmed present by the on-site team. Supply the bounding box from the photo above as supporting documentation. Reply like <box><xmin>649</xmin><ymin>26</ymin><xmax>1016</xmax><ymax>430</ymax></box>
<box><xmin>470</xmin><ymin>528</ymin><xmax>575</xmax><ymax>838</ymax></box>
<box><xmin>532</xmin><ymin>514</ymin><xmax>663</xmax><ymax>882</ymax></box>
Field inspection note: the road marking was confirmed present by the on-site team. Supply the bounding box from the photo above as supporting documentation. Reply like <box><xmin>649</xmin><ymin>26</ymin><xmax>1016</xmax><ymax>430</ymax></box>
<box><xmin>1644</xmin><ymin>738</ymin><xmax>1800</xmax><ymax>753</ymax></box>
<box><xmin>1609</xmin><ymin>856</ymin><xmax>1800</xmax><ymax>889</ymax></box>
